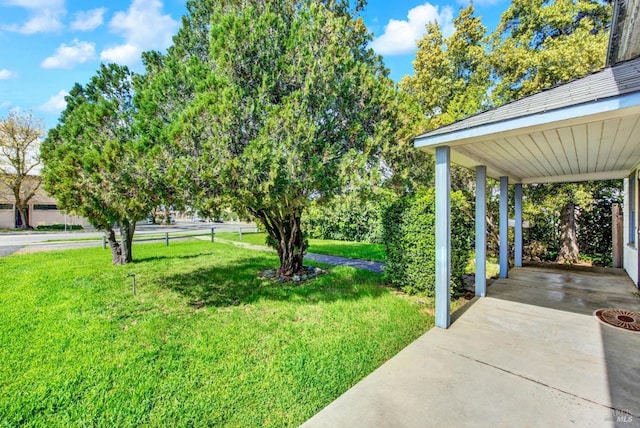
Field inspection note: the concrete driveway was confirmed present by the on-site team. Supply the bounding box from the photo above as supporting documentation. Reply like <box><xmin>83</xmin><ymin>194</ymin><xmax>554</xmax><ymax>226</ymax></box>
<box><xmin>303</xmin><ymin>266</ymin><xmax>640</xmax><ymax>427</ymax></box>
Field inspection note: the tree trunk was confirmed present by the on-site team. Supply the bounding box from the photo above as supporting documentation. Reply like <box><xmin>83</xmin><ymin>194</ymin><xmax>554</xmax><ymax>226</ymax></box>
<box><xmin>106</xmin><ymin>228</ymin><xmax>125</xmax><ymax>265</ymax></box>
<box><xmin>120</xmin><ymin>220</ymin><xmax>135</xmax><ymax>264</ymax></box>
<box><xmin>163</xmin><ymin>206</ymin><xmax>171</xmax><ymax>224</ymax></box>
<box><xmin>18</xmin><ymin>207</ymin><xmax>29</xmax><ymax>229</ymax></box>
<box><xmin>557</xmin><ymin>201</ymin><xmax>579</xmax><ymax>263</ymax></box>
<box><xmin>485</xmin><ymin>211</ymin><xmax>501</xmax><ymax>255</ymax></box>
<box><xmin>13</xmin><ymin>191</ymin><xmax>29</xmax><ymax>230</ymax></box>
<box><xmin>12</xmin><ymin>178</ymin><xmax>40</xmax><ymax>230</ymax></box>
<box><xmin>106</xmin><ymin>221</ymin><xmax>135</xmax><ymax>265</ymax></box>
<box><xmin>278</xmin><ymin>229</ymin><xmax>305</xmax><ymax>275</ymax></box>
<box><xmin>253</xmin><ymin>209</ymin><xmax>306</xmax><ymax>276</ymax></box>
<box><xmin>15</xmin><ymin>203</ymin><xmax>30</xmax><ymax>229</ymax></box>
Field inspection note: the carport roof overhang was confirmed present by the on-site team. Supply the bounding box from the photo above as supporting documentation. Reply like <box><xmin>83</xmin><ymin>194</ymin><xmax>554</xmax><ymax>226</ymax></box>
<box><xmin>414</xmin><ymin>57</ymin><xmax>640</xmax><ymax>184</ymax></box>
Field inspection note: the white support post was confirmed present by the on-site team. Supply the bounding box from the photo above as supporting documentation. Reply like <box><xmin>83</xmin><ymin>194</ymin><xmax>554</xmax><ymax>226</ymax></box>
<box><xmin>475</xmin><ymin>166</ymin><xmax>487</xmax><ymax>297</ymax></box>
<box><xmin>514</xmin><ymin>183</ymin><xmax>523</xmax><ymax>268</ymax></box>
<box><xmin>435</xmin><ymin>146</ymin><xmax>451</xmax><ymax>329</ymax></box>
<box><xmin>500</xmin><ymin>176</ymin><xmax>509</xmax><ymax>278</ymax></box>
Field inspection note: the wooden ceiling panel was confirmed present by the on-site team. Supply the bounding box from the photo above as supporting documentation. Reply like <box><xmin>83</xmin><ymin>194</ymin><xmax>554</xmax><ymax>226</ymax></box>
<box><xmin>604</xmin><ymin>114</ymin><xmax>639</xmax><ymax>171</ymax></box>
<box><xmin>586</xmin><ymin>121</ymin><xmax>603</xmax><ymax>173</ymax></box>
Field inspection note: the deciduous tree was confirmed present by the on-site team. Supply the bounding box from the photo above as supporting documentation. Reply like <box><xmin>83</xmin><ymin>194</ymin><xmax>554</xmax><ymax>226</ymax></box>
<box><xmin>490</xmin><ymin>0</ymin><xmax>612</xmax><ymax>262</ymax></box>
<box><xmin>403</xmin><ymin>0</ymin><xmax>615</xmax><ymax>263</ymax></box>
<box><xmin>0</xmin><ymin>111</ymin><xmax>44</xmax><ymax>229</ymax></box>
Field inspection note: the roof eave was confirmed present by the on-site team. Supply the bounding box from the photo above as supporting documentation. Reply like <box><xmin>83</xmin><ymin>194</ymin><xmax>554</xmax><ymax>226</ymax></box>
<box><xmin>414</xmin><ymin>91</ymin><xmax>640</xmax><ymax>150</ymax></box>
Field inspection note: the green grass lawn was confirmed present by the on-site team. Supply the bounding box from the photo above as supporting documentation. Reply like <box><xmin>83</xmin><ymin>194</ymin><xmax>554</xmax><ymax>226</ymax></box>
<box><xmin>216</xmin><ymin>232</ymin><xmax>386</xmax><ymax>263</ymax></box>
<box><xmin>0</xmin><ymin>240</ymin><xmax>430</xmax><ymax>426</ymax></box>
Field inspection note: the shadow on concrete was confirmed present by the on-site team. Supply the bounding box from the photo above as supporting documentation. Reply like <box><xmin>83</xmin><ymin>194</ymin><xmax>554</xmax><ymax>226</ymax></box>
<box><xmin>489</xmin><ymin>265</ymin><xmax>640</xmax><ymax>426</ymax></box>
<box><xmin>599</xmin><ymin>322</ymin><xmax>640</xmax><ymax>425</ymax></box>
<box><xmin>450</xmin><ymin>296</ymin><xmax>480</xmax><ymax>325</ymax></box>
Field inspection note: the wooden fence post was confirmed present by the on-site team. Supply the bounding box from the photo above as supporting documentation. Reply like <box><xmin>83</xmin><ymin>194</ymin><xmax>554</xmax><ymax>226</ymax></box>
<box><xmin>612</xmin><ymin>203</ymin><xmax>623</xmax><ymax>268</ymax></box>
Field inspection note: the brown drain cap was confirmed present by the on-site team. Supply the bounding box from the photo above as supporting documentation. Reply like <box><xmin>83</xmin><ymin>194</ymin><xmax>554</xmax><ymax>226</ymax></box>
<box><xmin>594</xmin><ymin>308</ymin><xmax>640</xmax><ymax>332</ymax></box>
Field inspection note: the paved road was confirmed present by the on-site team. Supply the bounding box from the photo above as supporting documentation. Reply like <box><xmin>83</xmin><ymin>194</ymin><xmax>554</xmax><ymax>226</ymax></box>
<box><xmin>0</xmin><ymin>245</ymin><xmax>23</xmax><ymax>257</ymax></box>
<box><xmin>0</xmin><ymin>221</ymin><xmax>257</xmax><ymax>255</ymax></box>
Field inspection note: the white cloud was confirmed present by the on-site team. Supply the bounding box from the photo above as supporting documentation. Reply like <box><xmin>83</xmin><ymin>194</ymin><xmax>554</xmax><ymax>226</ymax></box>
<box><xmin>1</xmin><ymin>0</ymin><xmax>65</xmax><ymax>34</ymax></box>
<box><xmin>370</xmin><ymin>2</ymin><xmax>454</xmax><ymax>56</ymax></box>
<box><xmin>0</xmin><ymin>69</ymin><xmax>18</xmax><ymax>79</ymax></box>
<box><xmin>456</xmin><ymin>0</ymin><xmax>504</xmax><ymax>6</ymax></box>
<box><xmin>100</xmin><ymin>44</ymin><xmax>140</xmax><ymax>65</ymax></box>
<box><xmin>41</xmin><ymin>39</ymin><xmax>96</xmax><ymax>69</ymax></box>
<box><xmin>71</xmin><ymin>7</ymin><xmax>107</xmax><ymax>31</ymax></box>
<box><xmin>38</xmin><ymin>90</ymin><xmax>68</xmax><ymax>113</ymax></box>
<box><xmin>0</xmin><ymin>101</ymin><xmax>12</xmax><ymax>109</ymax></box>
<box><xmin>100</xmin><ymin>0</ymin><xmax>178</xmax><ymax>65</ymax></box>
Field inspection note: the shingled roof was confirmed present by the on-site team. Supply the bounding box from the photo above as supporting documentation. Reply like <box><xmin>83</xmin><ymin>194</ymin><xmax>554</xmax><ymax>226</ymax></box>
<box><xmin>415</xmin><ymin>55</ymin><xmax>640</xmax><ymax>141</ymax></box>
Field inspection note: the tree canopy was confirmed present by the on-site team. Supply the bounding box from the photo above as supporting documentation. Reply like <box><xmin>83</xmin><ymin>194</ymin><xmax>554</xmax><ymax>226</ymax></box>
<box><xmin>490</xmin><ymin>0</ymin><xmax>611</xmax><ymax>103</ymax></box>
<box><xmin>401</xmin><ymin>5</ymin><xmax>490</xmax><ymax>129</ymax></box>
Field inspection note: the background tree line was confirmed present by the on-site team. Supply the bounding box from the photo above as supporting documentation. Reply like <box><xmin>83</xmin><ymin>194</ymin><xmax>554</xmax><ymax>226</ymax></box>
<box><xmin>38</xmin><ymin>0</ymin><xmax>620</xmax><ymax>281</ymax></box>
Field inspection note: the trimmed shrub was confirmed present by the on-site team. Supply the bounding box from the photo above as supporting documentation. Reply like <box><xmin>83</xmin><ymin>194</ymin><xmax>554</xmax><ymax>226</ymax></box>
<box><xmin>382</xmin><ymin>188</ymin><xmax>473</xmax><ymax>296</ymax></box>
<box><xmin>35</xmin><ymin>224</ymin><xmax>84</xmax><ymax>231</ymax></box>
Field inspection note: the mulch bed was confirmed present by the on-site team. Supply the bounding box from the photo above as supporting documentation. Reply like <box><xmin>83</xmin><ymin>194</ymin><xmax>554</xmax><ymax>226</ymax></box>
<box><xmin>259</xmin><ymin>265</ymin><xmax>327</xmax><ymax>283</ymax></box>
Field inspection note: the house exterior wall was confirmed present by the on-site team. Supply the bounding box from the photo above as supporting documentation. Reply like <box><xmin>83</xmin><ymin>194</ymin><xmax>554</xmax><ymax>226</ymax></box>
<box><xmin>29</xmin><ymin>206</ymin><xmax>90</xmax><ymax>228</ymax></box>
<box><xmin>0</xmin><ymin>204</ymin><xmax>13</xmax><ymax>229</ymax></box>
<box><xmin>623</xmin><ymin>177</ymin><xmax>638</xmax><ymax>285</ymax></box>
<box><xmin>0</xmin><ymin>178</ymin><xmax>91</xmax><ymax>229</ymax></box>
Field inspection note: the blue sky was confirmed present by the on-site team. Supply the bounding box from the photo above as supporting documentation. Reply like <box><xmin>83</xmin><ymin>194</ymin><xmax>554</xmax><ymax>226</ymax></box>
<box><xmin>0</xmin><ymin>0</ymin><xmax>509</xmax><ymax>129</ymax></box>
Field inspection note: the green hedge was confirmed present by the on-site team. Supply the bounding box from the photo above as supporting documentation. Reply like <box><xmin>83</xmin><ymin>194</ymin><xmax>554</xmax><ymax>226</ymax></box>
<box><xmin>303</xmin><ymin>192</ymin><xmax>392</xmax><ymax>244</ymax></box>
<box><xmin>382</xmin><ymin>188</ymin><xmax>473</xmax><ymax>296</ymax></box>
<box><xmin>35</xmin><ymin>224</ymin><xmax>84</xmax><ymax>231</ymax></box>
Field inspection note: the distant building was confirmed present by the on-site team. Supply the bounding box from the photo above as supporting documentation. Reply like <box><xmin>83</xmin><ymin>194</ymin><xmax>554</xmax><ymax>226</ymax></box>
<box><xmin>0</xmin><ymin>176</ymin><xmax>90</xmax><ymax>229</ymax></box>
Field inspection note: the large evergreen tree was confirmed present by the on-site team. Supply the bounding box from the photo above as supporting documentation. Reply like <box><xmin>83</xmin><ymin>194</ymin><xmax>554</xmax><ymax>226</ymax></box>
<box><xmin>156</xmin><ymin>0</ymin><xmax>399</xmax><ymax>275</ymax></box>
<box><xmin>41</xmin><ymin>64</ymin><xmax>154</xmax><ymax>264</ymax></box>
<box><xmin>401</xmin><ymin>5</ymin><xmax>490</xmax><ymax>129</ymax></box>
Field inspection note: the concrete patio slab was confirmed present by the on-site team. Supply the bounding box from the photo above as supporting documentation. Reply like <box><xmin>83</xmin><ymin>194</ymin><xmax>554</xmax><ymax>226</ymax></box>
<box><xmin>303</xmin><ymin>267</ymin><xmax>640</xmax><ymax>428</ymax></box>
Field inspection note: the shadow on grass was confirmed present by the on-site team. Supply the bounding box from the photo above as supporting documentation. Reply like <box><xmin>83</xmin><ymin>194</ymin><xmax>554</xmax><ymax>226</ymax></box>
<box><xmin>161</xmin><ymin>258</ymin><xmax>386</xmax><ymax>308</ymax></box>
<box><xmin>135</xmin><ymin>252</ymin><xmax>215</xmax><ymax>264</ymax></box>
